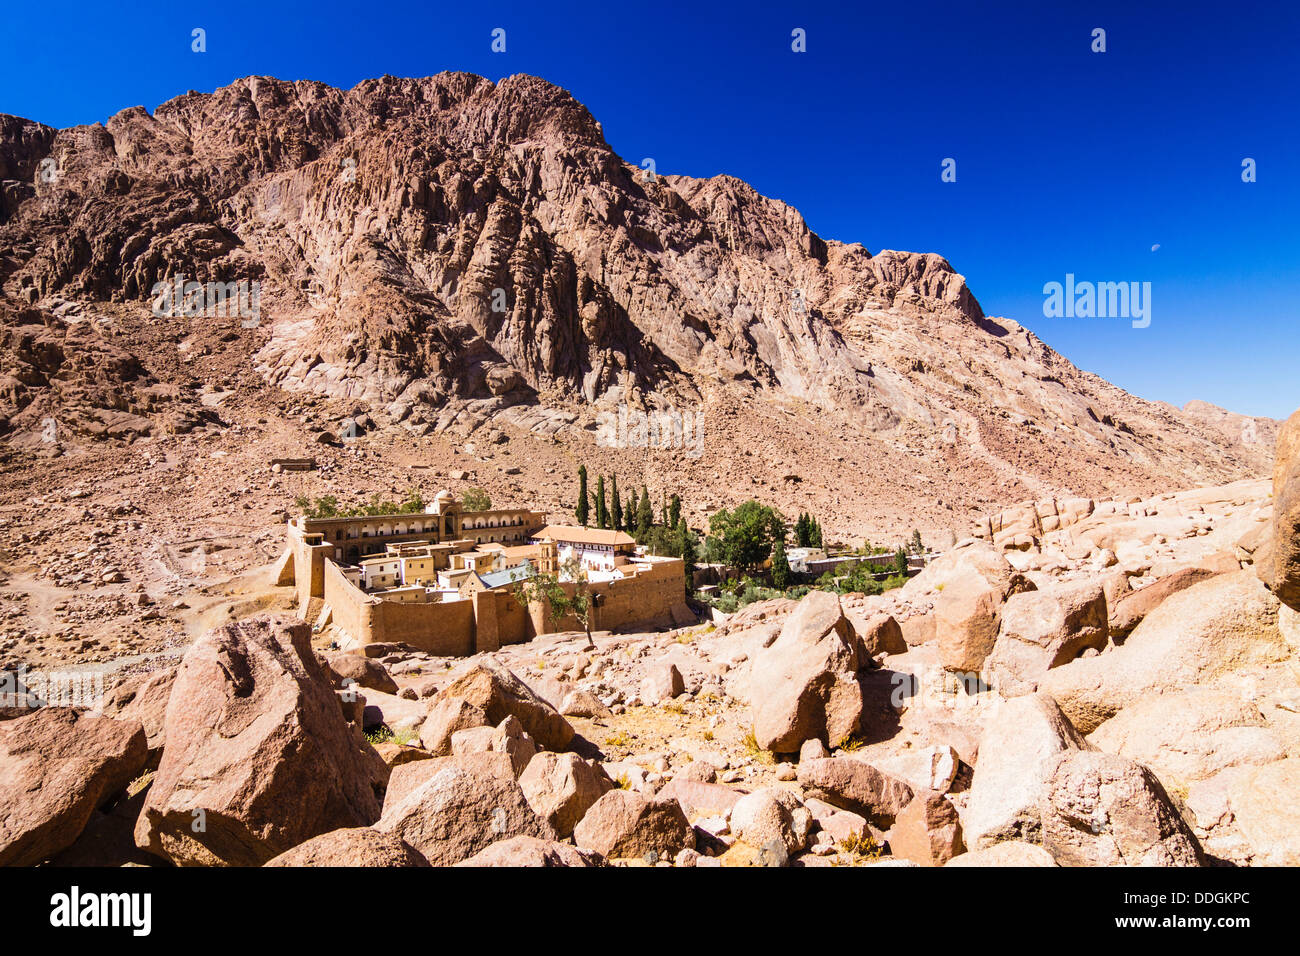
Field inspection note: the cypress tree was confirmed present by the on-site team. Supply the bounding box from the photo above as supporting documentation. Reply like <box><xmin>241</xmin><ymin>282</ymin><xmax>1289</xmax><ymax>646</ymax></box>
<box><xmin>636</xmin><ymin>486</ymin><xmax>653</xmax><ymax>539</ymax></box>
<box><xmin>575</xmin><ymin>465</ymin><xmax>589</xmax><ymax>526</ymax></box>
<box><xmin>596</xmin><ymin>475</ymin><xmax>608</xmax><ymax>529</ymax></box>
<box><xmin>611</xmin><ymin>475</ymin><xmax>622</xmax><ymax>531</ymax></box>
<box><xmin>669</xmin><ymin>494</ymin><xmax>681</xmax><ymax>530</ymax></box>
<box><xmin>771</xmin><ymin>538</ymin><xmax>791</xmax><ymax>589</ymax></box>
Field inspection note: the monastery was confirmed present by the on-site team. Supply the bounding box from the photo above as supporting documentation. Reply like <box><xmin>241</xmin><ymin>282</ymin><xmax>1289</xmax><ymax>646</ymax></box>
<box><xmin>276</xmin><ymin>490</ymin><xmax>693</xmax><ymax>654</ymax></box>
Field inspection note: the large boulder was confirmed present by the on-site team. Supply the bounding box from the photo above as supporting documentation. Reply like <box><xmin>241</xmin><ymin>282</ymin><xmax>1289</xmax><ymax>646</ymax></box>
<box><xmin>374</xmin><ymin>764</ymin><xmax>555</xmax><ymax>865</ymax></box>
<box><xmin>985</xmin><ymin>581</ymin><xmax>1109</xmax><ymax>697</ymax></box>
<box><xmin>572</xmin><ymin>790</ymin><xmax>695</xmax><ymax>860</ymax></box>
<box><xmin>1261</xmin><ymin>408</ymin><xmax>1300</xmax><ymax>609</ymax></box>
<box><xmin>99</xmin><ymin>667</ymin><xmax>175</xmax><ymax>761</ymax></box>
<box><xmin>795</xmin><ymin>757</ymin><xmax>914</xmax><ymax>827</ymax></box>
<box><xmin>1225</xmin><ymin>758</ymin><xmax>1300</xmax><ymax>865</ymax></box>
<box><xmin>852</xmin><ymin>613</ymin><xmax>907</xmax><ymax>657</ymax></box>
<box><xmin>1039</xmin><ymin>571</ymin><xmax>1287</xmax><ymax>734</ymax></box>
<box><xmin>439</xmin><ymin>660</ymin><xmax>573</xmax><ymax>752</ymax></box>
<box><xmin>888</xmin><ymin>791</ymin><xmax>964</xmax><ymax>866</ymax></box>
<box><xmin>0</xmin><ymin>709</ymin><xmax>148</xmax><ymax>866</ymax></box>
<box><xmin>135</xmin><ymin>614</ymin><xmax>387</xmax><ymax>866</ymax></box>
<box><xmin>518</xmin><ymin>752</ymin><xmax>610</xmax><ymax>837</ymax></box>
<box><xmin>1038</xmin><ymin>751</ymin><xmax>1203</xmax><ymax>866</ymax></box>
<box><xmin>419</xmin><ymin>696</ymin><xmax>489</xmax><ymax>755</ymax></box>
<box><xmin>1109</xmin><ymin>567</ymin><xmax>1217</xmax><ymax>638</ymax></box>
<box><xmin>656</xmin><ymin>777</ymin><xmax>747</xmax><ymax>818</ymax></box>
<box><xmin>928</xmin><ymin>548</ymin><xmax>1036</xmax><ymax>673</ymax></box>
<box><xmin>324</xmin><ymin>652</ymin><xmax>399</xmax><ymax>696</ymax></box>
<box><xmin>963</xmin><ymin>694</ymin><xmax>1087</xmax><ymax>849</ymax></box>
<box><xmin>1087</xmin><ymin>687</ymin><xmax>1284</xmax><ymax>790</ymax></box>
<box><xmin>452</xmin><ymin>716</ymin><xmax>537</xmax><ymax>778</ymax></box>
<box><xmin>263</xmin><ymin>828</ymin><xmax>429</xmax><ymax>867</ymax></box>
<box><xmin>455</xmin><ymin>835</ymin><xmax>605</xmax><ymax>867</ymax></box>
<box><xmin>749</xmin><ymin>590</ymin><xmax>864</xmax><ymax>752</ymax></box>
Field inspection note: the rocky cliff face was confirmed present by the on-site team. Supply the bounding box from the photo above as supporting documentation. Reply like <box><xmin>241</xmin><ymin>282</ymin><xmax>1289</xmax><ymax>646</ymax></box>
<box><xmin>0</xmin><ymin>72</ymin><xmax>1276</xmax><ymax>521</ymax></box>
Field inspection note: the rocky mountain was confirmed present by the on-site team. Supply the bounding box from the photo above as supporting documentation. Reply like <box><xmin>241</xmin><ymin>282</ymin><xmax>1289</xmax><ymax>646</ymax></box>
<box><xmin>0</xmin><ymin>72</ymin><xmax>1278</xmax><ymax>533</ymax></box>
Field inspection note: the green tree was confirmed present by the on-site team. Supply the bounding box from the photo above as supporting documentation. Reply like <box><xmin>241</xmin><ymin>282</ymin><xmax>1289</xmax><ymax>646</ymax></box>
<box><xmin>771</xmin><ymin>538</ymin><xmax>791</xmax><ymax>589</ymax></box>
<box><xmin>678</xmin><ymin>518</ymin><xmax>698</xmax><ymax>593</ymax></box>
<box><xmin>794</xmin><ymin>513</ymin><xmax>810</xmax><ymax>548</ymax></box>
<box><xmin>810</xmin><ymin>516</ymin><xmax>823</xmax><ymax>549</ymax></box>
<box><xmin>910</xmin><ymin>529</ymin><xmax>924</xmax><ymax>554</ymax></box>
<box><xmin>460</xmin><ymin>487</ymin><xmax>491</xmax><ymax>512</ymax></box>
<box><xmin>894</xmin><ymin>546</ymin><xmax>909</xmax><ymax>576</ymax></box>
<box><xmin>575</xmin><ymin>466</ymin><xmax>590</xmax><ymax>526</ymax></box>
<box><xmin>611</xmin><ymin>475</ymin><xmax>622</xmax><ymax>531</ymax></box>
<box><xmin>669</xmin><ymin>494</ymin><xmax>682</xmax><ymax>530</ymax></box>
<box><xmin>596</xmin><ymin>475</ymin><xmax>608</xmax><ymax>529</ymax></box>
<box><xmin>514</xmin><ymin>556</ymin><xmax>595</xmax><ymax>639</ymax></box>
<box><xmin>624</xmin><ymin>493</ymin><xmax>637</xmax><ymax>533</ymax></box>
<box><xmin>708</xmin><ymin>500</ymin><xmax>786</xmax><ymax>574</ymax></box>
<box><xmin>636</xmin><ymin>486</ymin><xmax>653</xmax><ymax>540</ymax></box>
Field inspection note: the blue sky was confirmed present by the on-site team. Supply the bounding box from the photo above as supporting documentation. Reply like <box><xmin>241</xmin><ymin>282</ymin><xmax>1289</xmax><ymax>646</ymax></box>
<box><xmin>2</xmin><ymin>0</ymin><xmax>1296</xmax><ymax>417</ymax></box>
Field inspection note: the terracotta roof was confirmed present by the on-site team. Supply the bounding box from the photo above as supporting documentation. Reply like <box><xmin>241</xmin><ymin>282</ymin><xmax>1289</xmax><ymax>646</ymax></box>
<box><xmin>536</xmin><ymin>525</ymin><xmax>636</xmax><ymax>547</ymax></box>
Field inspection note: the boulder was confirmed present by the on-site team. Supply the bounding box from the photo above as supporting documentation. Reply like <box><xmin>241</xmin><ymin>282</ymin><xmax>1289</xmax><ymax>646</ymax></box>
<box><xmin>135</xmin><ymin>614</ymin><xmax>387</xmax><ymax>866</ymax></box>
<box><xmin>1039</xmin><ymin>751</ymin><xmax>1203</xmax><ymax>866</ymax></box>
<box><xmin>384</xmin><ymin>757</ymin><xmax>453</xmax><ymax>810</ymax></box>
<box><xmin>729</xmin><ymin>790</ymin><xmax>805</xmax><ymax>854</ymax></box>
<box><xmin>656</xmin><ymin>777</ymin><xmax>746</xmax><ymax>817</ymax></box>
<box><xmin>452</xmin><ymin>716</ymin><xmax>536</xmax><ymax>778</ymax></box>
<box><xmin>455</xmin><ymin>835</ymin><xmax>605</xmax><ymax>867</ymax></box>
<box><xmin>888</xmin><ymin>791</ymin><xmax>964</xmax><ymax>866</ymax></box>
<box><xmin>854</xmin><ymin>613</ymin><xmax>907</xmax><ymax>656</ymax></box>
<box><xmin>264</xmin><ymin>828</ymin><xmax>429</xmax><ymax>867</ymax></box>
<box><xmin>1109</xmin><ymin>567</ymin><xmax>1217</xmax><ymax>638</ymax></box>
<box><xmin>371</xmin><ymin>743</ymin><xmax>433</xmax><ymax>769</ymax></box>
<box><xmin>642</xmin><ymin>663</ymin><xmax>685</xmax><ymax>704</ymax></box>
<box><xmin>795</xmin><ymin>757</ymin><xmax>914</xmax><ymax>827</ymax></box>
<box><xmin>963</xmin><ymin>694</ymin><xmax>1087</xmax><ymax>849</ymax></box>
<box><xmin>870</xmin><ymin>744</ymin><xmax>962</xmax><ymax>794</ymax></box>
<box><xmin>945</xmin><ymin>841</ymin><xmax>1057</xmax><ymax>867</ymax></box>
<box><xmin>900</xmin><ymin>613</ymin><xmax>935</xmax><ymax>647</ymax></box>
<box><xmin>930</xmin><ymin>549</ymin><xmax>1036</xmax><ymax>673</ymax></box>
<box><xmin>419</xmin><ymin>696</ymin><xmax>489</xmax><ymax>755</ymax></box>
<box><xmin>799</xmin><ymin>738</ymin><xmax>830</xmax><ymax>763</ymax></box>
<box><xmin>518</xmin><ymin>751</ymin><xmax>610</xmax><ymax>837</ymax></box>
<box><xmin>1039</xmin><ymin>571</ymin><xmax>1286</xmax><ymax>734</ymax></box>
<box><xmin>749</xmin><ymin>590</ymin><xmax>864</xmax><ymax>752</ymax></box>
<box><xmin>1262</xmin><ymin>408</ymin><xmax>1300</xmax><ymax>609</ymax></box>
<box><xmin>47</xmin><ymin>786</ymin><xmax>156</xmax><ymax>868</ymax></box>
<box><xmin>440</xmin><ymin>660</ymin><xmax>574</xmax><ymax>751</ymax></box>
<box><xmin>0</xmin><ymin>709</ymin><xmax>148</xmax><ymax>866</ymax></box>
<box><xmin>374</xmin><ymin>764</ymin><xmax>555</xmax><ymax>865</ymax></box>
<box><xmin>99</xmin><ymin>667</ymin><xmax>175</xmax><ymax>761</ymax></box>
<box><xmin>360</xmin><ymin>689</ymin><xmax>428</xmax><ymax>735</ymax></box>
<box><xmin>560</xmin><ymin>689</ymin><xmax>612</xmax><ymax>719</ymax></box>
<box><xmin>325</xmin><ymin>652</ymin><xmax>399</xmax><ymax>696</ymax></box>
<box><xmin>1087</xmin><ymin>687</ymin><xmax>1284</xmax><ymax>789</ymax></box>
<box><xmin>985</xmin><ymin>581</ymin><xmax>1109</xmax><ymax>697</ymax></box>
<box><xmin>572</xmin><ymin>790</ymin><xmax>695</xmax><ymax>859</ymax></box>
<box><xmin>1225</xmin><ymin>758</ymin><xmax>1300</xmax><ymax>865</ymax></box>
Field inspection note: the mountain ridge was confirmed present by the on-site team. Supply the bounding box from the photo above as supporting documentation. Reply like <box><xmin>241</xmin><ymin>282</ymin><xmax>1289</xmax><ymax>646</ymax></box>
<box><xmin>0</xmin><ymin>71</ymin><xmax>1278</xmax><ymax>537</ymax></box>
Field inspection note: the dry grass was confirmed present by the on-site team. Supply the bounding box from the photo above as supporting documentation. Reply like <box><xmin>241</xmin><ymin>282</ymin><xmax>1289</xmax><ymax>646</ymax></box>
<box><xmin>742</xmin><ymin>730</ymin><xmax>775</xmax><ymax>765</ymax></box>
